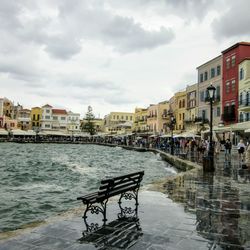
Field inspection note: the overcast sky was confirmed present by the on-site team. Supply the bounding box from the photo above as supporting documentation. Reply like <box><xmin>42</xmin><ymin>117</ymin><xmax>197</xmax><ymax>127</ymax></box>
<box><xmin>1</xmin><ymin>0</ymin><xmax>250</xmax><ymax>118</ymax></box>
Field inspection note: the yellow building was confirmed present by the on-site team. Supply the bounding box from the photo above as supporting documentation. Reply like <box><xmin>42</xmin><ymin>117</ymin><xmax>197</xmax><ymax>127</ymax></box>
<box><xmin>104</xmin><ymin>112</ymin><xmax>134</xmax><ymax>134</ymax></box>
<box><xmin>133</xmin><ymin>108</ymin><xmax>148</xmax><ymax>133</ymax></box>
<box><xmin>81</xmin><ymin>118</ymin><xmax>105</xmax><ymax>133</ymax></box>
<box><xmin>31</xmin><ymin>107</ymin><xmax>42</xmax><ymax>130</ymax></box>
<box><xmin>185</xmin><ymin>83</ymin><xmax>198</xmax><ymax>133</ymax></box>
<box><xmin>147</xmin><ymin>101</ymin><xmax>170</xmax><ymax>134</ymax></box>
<box><xmin>174</xmin><ymin>90</ymin><xmax>186</xmax><ymax>132</ymax></box>
<box><xmin>239</xmin><ymin>59</ymin><xmax>250</xmax><ymax>122</ymax></box>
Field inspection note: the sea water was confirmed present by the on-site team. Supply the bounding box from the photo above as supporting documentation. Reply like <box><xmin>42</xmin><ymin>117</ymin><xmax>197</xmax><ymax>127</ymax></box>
<box><xmin>0</xmin><ymin>143</ymin><xmax>176</xmax><ymax>232</ymax></box>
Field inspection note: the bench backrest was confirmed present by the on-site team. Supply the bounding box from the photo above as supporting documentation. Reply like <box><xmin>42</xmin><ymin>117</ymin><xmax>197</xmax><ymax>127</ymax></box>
<box><xmin>97</xmin><ymin>171</ymin><xmax>144</xmax><ymax>200</ymax></box>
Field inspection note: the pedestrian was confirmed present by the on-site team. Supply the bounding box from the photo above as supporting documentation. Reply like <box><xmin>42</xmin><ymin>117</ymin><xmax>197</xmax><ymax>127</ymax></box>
<box><xmin>237</xmin><ymin>139</ymin><xmax>246</xmax><ymax>162</ymax></box>
<box><xmin>224</xmin><ymin>139</ymin><xmax>232</xmax><ymax>161</ymax></box>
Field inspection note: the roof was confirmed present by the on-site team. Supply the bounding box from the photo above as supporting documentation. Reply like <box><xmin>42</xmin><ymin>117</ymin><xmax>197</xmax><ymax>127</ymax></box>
<box><xmin>196</xmin><ymin>55</ymin><xmax>221</xmax><ymax>69</ymax></box>
<box><xmin>42</xmin><ymin>104</ymin><xmax>53</xmax><ymax>108</ymax></box>
<box><xmin>239</xmin><ymin>57</ymin><xmax>250</xmax><ymax>64</ymax></box>
<box><xmin>222</xmin><ymin>42</ymin><xmax>250</xmax><ymax>54</ymax></box>
<box><xmin>52</xmin><ymin>109</ymin><xmax>67</xmax><ymax>115</ymax></box>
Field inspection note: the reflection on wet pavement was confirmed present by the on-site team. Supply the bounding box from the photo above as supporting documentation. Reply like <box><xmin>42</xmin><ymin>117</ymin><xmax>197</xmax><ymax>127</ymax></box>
<box><xmin>164</xmin><ymin>153</ymin><xmax>250</xmax><ymax>249</ymax></box>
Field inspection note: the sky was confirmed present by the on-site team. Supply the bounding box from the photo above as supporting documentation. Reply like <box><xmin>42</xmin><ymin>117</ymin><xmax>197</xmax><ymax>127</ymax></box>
<box><xmin>0</xmin><ymin>0</ymin><xmax>250</xmax><ymax>118</ymax></box>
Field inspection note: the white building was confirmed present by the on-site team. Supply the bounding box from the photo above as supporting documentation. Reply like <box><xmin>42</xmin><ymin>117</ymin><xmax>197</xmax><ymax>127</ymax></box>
<box><xmin>41</xmin><ymin>104</ymin><xmax>53</xmax><ymax>130</ymax></box>
<box><xmin>67</xmin><ymin>111</ymin><xmax>80</xmax><ymax>132</ymax></box>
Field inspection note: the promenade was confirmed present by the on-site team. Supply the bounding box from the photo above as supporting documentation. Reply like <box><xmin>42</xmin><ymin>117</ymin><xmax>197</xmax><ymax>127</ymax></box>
<box><xmin>0</xmin><ymin>149</ymin><xmax>249</xmax><ymax>249</ymax></box>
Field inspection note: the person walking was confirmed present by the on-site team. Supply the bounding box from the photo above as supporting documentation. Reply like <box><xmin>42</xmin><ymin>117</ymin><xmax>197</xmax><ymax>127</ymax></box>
<box><xmin>237</xmin><ymin>139</ymin><xmax>246</xmax><ymax>162</ymax></box>
<box><xmin>224</xmin><ymin>139</ymin><xmax>232</xmax><ymax>161</ymax></box>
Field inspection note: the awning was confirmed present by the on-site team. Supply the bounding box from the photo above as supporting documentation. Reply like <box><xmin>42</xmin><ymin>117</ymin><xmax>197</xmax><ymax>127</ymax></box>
<box><xmin>39</xmin><ymin>130</ymin><xmax>69</xmax><ymax>136</ymax></box>
<box><xmin>230</xmin><ymin>121</ymin><xmax>250</xmax><ymax>131</ymax></box>
<box><xmin>245</xmin><ymin>128</ymin><xmax>250</xmax><ymax>133</ymax></box>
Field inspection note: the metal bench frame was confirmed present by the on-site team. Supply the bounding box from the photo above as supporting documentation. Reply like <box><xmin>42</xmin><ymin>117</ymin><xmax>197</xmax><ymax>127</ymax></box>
<box><xmin>77</xmin><ymin>171</ymin><xmax>144</xmax><ymax>226</ymax></box>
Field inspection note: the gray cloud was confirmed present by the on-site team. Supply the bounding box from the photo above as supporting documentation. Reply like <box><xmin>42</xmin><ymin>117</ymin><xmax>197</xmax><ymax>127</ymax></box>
<box><xmin>0</xmin><ymin>0</ymin><xmax>175</xmax><ymax>60</ymax></box>
<box><xmin>212</xmin><ymin>0</ymin><xmax>250</xmax><ymax>39</ymax></box>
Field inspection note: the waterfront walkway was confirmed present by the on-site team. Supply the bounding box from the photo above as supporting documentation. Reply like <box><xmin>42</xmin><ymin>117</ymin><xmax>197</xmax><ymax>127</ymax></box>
<box><xmin>0</xmin><ymin>150</ymin><xmax>249</xmax><ymax>249</ymax></box>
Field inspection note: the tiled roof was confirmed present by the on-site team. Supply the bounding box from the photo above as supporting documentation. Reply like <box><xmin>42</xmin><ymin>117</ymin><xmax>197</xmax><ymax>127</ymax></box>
<box><xmin>52</xmin><ymin>109</ymin><xmax>67</xmax><ymax>115</ymax></box>
<box><xmin>42</xmin><ymin>104</ymin><xmax>53</xmax><ymax>108</ymax></box>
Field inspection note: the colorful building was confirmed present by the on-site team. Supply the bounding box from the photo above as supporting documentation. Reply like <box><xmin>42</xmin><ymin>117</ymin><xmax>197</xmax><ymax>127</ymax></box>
<box><xmin>104</xmin><ymin>112</ymin><xmax>134</xmax><ymax>134</ymax></box>
<box><xmin>196</xmin><ymin>55</ymin><xmax>222</xmax><ymax>129</ymax></box>
<box><xmin>221</xmin><ymin>42</ymin><xmax>250</xmax><ymax>124</ymax></box>
<box><xmin>31</xmin><ymin>107</ymin><xmax>42</xmax><ymax>130</ymax></box>
<box><xmin>174</xmin><ymin>90</ymin><xmax>186</xmax><ymax>132</ymax></box>
<box><xmin>17</xmin><ymin>109</ymin><xmax>31</xmax><ymax>130</ymax></box>
<box><xmin>147</xmin><ymin>101</ymin><xmax>170</xmax><ymax>134</ymax></box>
<box><xmin>133</xmin><ymin>108</ymin><xmax>148</xmax><ymax>133</ymax></box>
<box><xmin>238</xmin><ymin>59</ymin><xmax>250</xmax><ymax>122</ymax></box>
<box><xmin>185</xmin><ymin>83</ymin><xmax>198</xmax><ymax>133</ymax></box>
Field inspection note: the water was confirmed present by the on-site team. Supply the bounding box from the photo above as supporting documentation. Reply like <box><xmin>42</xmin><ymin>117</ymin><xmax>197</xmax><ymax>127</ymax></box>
<box><xmin>0</xmin><ymin>143</ymin><xmax>176</xmax><ymax>232</ymax></box>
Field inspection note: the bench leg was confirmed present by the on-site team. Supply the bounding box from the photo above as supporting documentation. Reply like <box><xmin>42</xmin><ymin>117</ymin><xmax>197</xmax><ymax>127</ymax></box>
<box><xmin>82</xmin><ymin>200</ymin><xmax>109</xmax><ymax>228</ymax></box>
<box><xmin>118</xmin><ymin>189</ymin><xmax>139</xmax><ymax>219</ymax></box>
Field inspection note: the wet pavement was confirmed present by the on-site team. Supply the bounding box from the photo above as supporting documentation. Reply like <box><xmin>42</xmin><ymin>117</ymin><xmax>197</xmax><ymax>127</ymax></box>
<box><xmin>0</xmin><ymin>151</ymin><xmax>250</xmax><ymax>249</ymax></box>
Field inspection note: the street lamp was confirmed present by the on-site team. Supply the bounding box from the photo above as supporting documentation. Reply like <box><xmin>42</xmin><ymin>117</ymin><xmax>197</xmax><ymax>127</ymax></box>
<box><xmin>206</xmin><ymin>84</ymin><xmax>216</xmax><ymax>171</ymax></box>
<box><xmin>170</xmin><ymin>116</ymin><xmax>176</xmax><ymax>155</ymax></box>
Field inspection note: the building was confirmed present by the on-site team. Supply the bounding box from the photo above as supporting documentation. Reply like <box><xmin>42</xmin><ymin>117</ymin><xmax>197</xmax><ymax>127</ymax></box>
<box><xmin>174</xmin><ymin>90</ymin><xmax>186</xmax><ymax>132</ymax></box>
<box><xmin>238</xmin><ymin>59</ymin><xmax>250</xmax><ymax>122</ymax></box>
<box><xmin>31</xmin><ymin>107</ymin><xmax>42</xmax><ymax>130</ymax></box>
<box><xmin>104</xmin><ymin>112</ymin><xmax>134</xmax><ymax>134</ymax></box>
<box><xmin>133</xmin><ymin>108</ymin><xmax>148</xmax><ymax>133</ymax></box>
<box><xmin>67</xmin><ymin>111</ymin><xmax>81</xmax><ymax>132</ymax></box>
<box><xmin>51</xmin><ymin>109</ymin><xmax>68</xmax><ymax>131</ymax></box>
<box><xmin>17</xmin><ymin>109</ymin><xmax>31</xmax><ymax>130</ymax></box>
<box><xmin>147</xmin><ymin>101</ymin><xmax>170</xmax><ymax>134</ymax></box>
<box><xmin>185</xmin><ymin>83</ymin><xmax>198</xmax><ymax>133</ymax></box>
<box><xmin>221</xmin><ymin>42</ymin><xmax>250</xmax><ymax>124</ymax></box>
<box><xmin>196</xmin><ymin>55</ymin><xmax>222</xmax><ymax>129</ymax></box>
<box><xmin>81</xmin><ymin>118</ymin><xmax>104</xmax><ymax>134</ymax></box>
<box><xmin>40</xmin><ymin>104</ymin><xmax>53</xmax><ymax>130</ymax></box>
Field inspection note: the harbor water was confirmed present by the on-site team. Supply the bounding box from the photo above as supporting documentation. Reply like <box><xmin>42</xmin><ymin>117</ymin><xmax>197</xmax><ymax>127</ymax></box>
<box><xmin>0</xmin><ymin>143</ymin><xmax>177</xmax><ymax>232</ymax></box>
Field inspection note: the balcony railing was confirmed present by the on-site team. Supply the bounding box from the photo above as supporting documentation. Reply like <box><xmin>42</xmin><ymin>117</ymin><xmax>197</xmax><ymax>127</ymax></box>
<box><xmin>194</xmin><ymin>117</ymin><xmax>209</xmax><ymax>124</ymax></box>
<box><xmin>222</xmin><ymin>113</ymin><xmax>236</xmax><ymax>122</ymax></box>
<box><xmin>205</xmin><ymin>96</ymin><xmax>220</xmax><ymax>103</ymax></box>
<box><xmin>239</xmin><ymin>99</ymin><xmax>249</xmax><ymax>107</ymax></box>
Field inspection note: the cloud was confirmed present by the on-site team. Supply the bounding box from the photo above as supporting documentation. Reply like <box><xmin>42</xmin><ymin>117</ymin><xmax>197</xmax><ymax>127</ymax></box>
<box><xmin>0</xmin><ymin>0</ymin><xmax>175</xmax><ymax>60</ymax></box>
<box><xmin>212</xmin><ymin>0</ymin><xmax>250</xmax><ymax>39</ymax></box>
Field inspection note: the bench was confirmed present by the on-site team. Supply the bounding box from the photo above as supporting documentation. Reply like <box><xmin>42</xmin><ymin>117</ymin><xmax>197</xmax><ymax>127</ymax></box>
<box><xmin>77</xmin><ymin>171</ymin><xmax>144</xmax><ymax>225</ymax></box>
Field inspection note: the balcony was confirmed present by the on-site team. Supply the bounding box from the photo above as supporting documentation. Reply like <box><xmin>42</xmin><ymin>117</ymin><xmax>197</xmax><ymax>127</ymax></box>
<box><xmin>194</xmin><ymin>117</ymin><xmax>209</xmax><ymax>124</ymax></box>
<box><xmin>184</xmin><ymin>118</ymin><xmax>195</xmax><ymax>124</ymax></box>
<box><xmin>222</xmin><ymin>113</ymin><xmax>236</xmax><ymax>122</ymax></box>
<box><xmin>239</xmin><ymin>99</ymin><xmax>250</xmax><ymax>111</ymax></box>
<box><xmin>205</xmin><ymin>96</ymin><xmax>220</xmax><ymax>103</ymax></box>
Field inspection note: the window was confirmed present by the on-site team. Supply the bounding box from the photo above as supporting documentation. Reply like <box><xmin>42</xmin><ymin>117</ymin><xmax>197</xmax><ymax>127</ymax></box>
<box><xmin>46</xmin><ymin>109</ymin><xmax>50</xmax><ymax>113</ymax></box>
<box><xmin>61</xmin><ymin>117</ymin><xmax>66</xmax><ymax>120</ymax></box>
<box><xmin>179</xmin><ymin>101</ymin><xmax>182</xmax><ymax>108</ymax></box>
<box><xmin>231</xmin><ymin>80</ymin><xmax>236</xmax><ymax>92</ymax></box>
<box><xmin>211</xmin><ymin>68</ymin><xmax>215</xmax><ymax>78</ymax></box>
<box><xmin>32</xmin><ymin>122</ymin><xmax>35</xmax><ymax>126</ymax></box>
<box><xmin>117</xmin><ymin>115</ymin><xmax>119</xmax><ymax>119</ymax></box>
<box><xmin>37</xmin><ymin>114</ymin><xmax>40</xmax><ymax>120</ymax></box>
<box><xmin>200</xmin><ymin>73</ymin><xmax>203</xmax><ymax>83</ymax></box>
<box><xmin>226</xmin><ymin>58</ymin><xmax>230</xmax><ymax>69</ymax></box>
<box><xmin>240</xmin><ymin>68</ymin><xmax>244</xmax><ymax>80</ymax></box>
<box><xmin>121</xmin><ymin>116</ymin><xmax>124</xmax><ymax>120</ymax></box>
<box><xmin>33</xmin><ymin>114</ymin><xmax>35</xmax><ymax>120</ymax></box>
<box><xmin>45</xmin><ymin>115</ymin><xmax>50</xmax><ymax>119</ymax></box>
<box><xmin>130</xmin><ymin>116</ymin><xmax>132</xmax><ymax>120</ymax></box>
<box><xmin>182</xmin><ymin>100</ymin><xmax>185</xmax><ymax>107</ymax></box>
<box><xmin>216</xmin><ymin>107</ymin><xmax>220</xmax><ymax>117</ymax></box>
<box><xmin>53</xmin><ymin>116</ymin><xmax>58</xmax><ymax>120</ymax></box>
<box><xmin>217</xmin><ymin>65</ymin><xmax>221</xmax><ymax>75</ymax></box>
<box><xmin>179</xmin><ymin>114</ymin><xmax>181</xmax><ymax>120</ymax></box>
<box><xmin>239</xmin><ymin>93</ymin><xmax>243</xmax><ymax>105</ymax></box>
<box><xmin>204</xmin><ymin>71</ymin><xmax>208</xmax><ymax>81</ymax></box>
<box><xmin>200</xmin><ymin>91</ymin><xmax>204</xmax><ymax>102</ymax></box>
<box><xmin>113</xmin><ymin>115</ymin><xmax>115</xmax><ymax>119</ymax></box>
<box><xmin>45</xmin><ymin>124</ymin><xmax>50</xmax><ymax>128</ymax></box>
<box><xmin>240</xmin><ymin>112</ymin><xmax>243</xmax><ymax>122</ymax></box>
<box><xmin>202</xmin><ymin>110</ymin><xmax>206</xmax><ymax>120</ymax></box>
<box><xmin>126</xmin><ymin>116</ymin><xmax>128</xmax><ymax>120</ymax></box>
<box><xmin>226</xmin><ymin>81</ymin><xmax>230</xmax><ymax>94</ymax></box>
<box><xmin>231</xmin><ymin>55</ymin><xmax>236</xmax><ymax>67</ymax></box>
<box><xmin>246</xmin><ymin>113</ymin><xmax>249</xmax><ymax>121</ymax></box>
<box><xmin>216</xmin><ymin>86</ymin><xmax>220</xmax><ymax>100</ymax></box>
<box><xmin>183</xmin><ymin>113</ymin><xmax>185</xmax><ymax>120</ymax></box>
